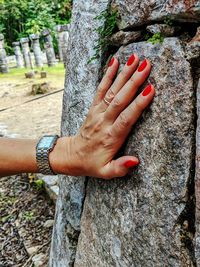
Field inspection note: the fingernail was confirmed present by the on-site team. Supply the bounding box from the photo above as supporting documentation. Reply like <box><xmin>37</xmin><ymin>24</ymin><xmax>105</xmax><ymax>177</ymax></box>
<box><xmin>127</xmin><ymin>54</ymin><xmax>135</xmax><ymax>66</ymax></box>
<box><xmin>138</xmin><ymin>59</ymin><xmax>147</xmax><ymax>72</ymax></box>
<box><xmin>124</xmin><ymin>160</ymin><xmax>139</xmax><ymax>168</ymax></box>
<box><xmin>142</xmin><ymin>84</ymin><xmax>152</xmax><ymax>96</ymax></box>
<box><xmin>108</xmin><ymin>57</ymin><xmax>115</xmax><ymax>67</ymax></box>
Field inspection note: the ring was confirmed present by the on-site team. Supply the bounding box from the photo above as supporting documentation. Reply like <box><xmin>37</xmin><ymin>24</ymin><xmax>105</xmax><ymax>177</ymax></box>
<box><xmin>103</xmin><ymin>98</ymin><xmax>111</xmax><ymax>105</ymax></box>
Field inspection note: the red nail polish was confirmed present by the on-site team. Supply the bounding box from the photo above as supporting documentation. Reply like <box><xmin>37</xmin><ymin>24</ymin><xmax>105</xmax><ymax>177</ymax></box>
<box><xmin>108</xmin><ymin>57</ymin><xmax>115</xmax><ymax>67</ymax></box>
<box><xmin>124</xmin><ymin>160</ymin><xmax>139</xmax><ymax>168</ymax></box>
<box><xmin>142</xmin><ymin>84</ymin><xmax>152</xmax><ymax>96</ymax></box>
<box><xmin>127</xmin><ymin>54</ymin><xmax>135</xmax><ymax>66</ymax></box>
<box><xmin>138</xmin><ymin>59</ymin><xmax>147</xmax><ymax>72</ymax></box>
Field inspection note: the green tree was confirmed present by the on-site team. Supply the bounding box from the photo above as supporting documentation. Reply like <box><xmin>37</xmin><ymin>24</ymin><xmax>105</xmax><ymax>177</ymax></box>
<box><xmin>0</xmin><ymin>0</ymin><xmax>72</xmax><ymax>54</ymax></box>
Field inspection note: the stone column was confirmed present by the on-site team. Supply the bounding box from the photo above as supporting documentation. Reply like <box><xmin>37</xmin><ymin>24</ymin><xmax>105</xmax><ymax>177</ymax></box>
<box><xmin>12</xmin><ymin>41</ymin><xmax>24</xmax><ymax>68</ymax></box>
<box><xmin>41</xmin><ymin>29</ymin><xmax>56</xmax><ymax>67</ymax></box>
<box><xmin>29</xmin><ymin>34</ymin><xmax>43</xmax><ymax>67</ymax></box>
<box><xmin>62</xmin><ymin>28</ymin><xmax>69</xmax><ymax>67</ymax></box>
<box><xmin>20</xmin><ymin>37</ymin><xmax>31</xmax><ymax>68</ymax></box>
<box><xmin>0</xmin><ymin>34</ymin><xmax>9</xmax><ymax>73</ymax></box>
<box><xmin>55</xmin><ymin>24</ymin><xmax>69</xmax><ymax>64</ymax></box>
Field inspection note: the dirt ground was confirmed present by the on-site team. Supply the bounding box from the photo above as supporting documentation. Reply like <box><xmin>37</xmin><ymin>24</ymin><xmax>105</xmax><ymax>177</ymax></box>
<box><xmin>0</xmin><ymin>65</ymin><xmax>65</xmax><ymax>138</ymax></box>
<box><xmin>0</xmin><ymin>175</ymin><xmax>55</xmax><ymax>267</ymax></box>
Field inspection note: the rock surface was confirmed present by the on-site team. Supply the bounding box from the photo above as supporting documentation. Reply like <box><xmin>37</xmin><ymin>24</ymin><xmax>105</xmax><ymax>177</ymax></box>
<box><xmin>49</xmin><ymin>1</ymin><xmax>110</xmax><ymax>266</ymax></box>
<box><xmin>44</xmin><ymin>219</ymin><xmax>54</xmax><ymax>228</ymax></box>
<box><xmin>146</xmin><ymin>24</ymin><xmax>181</xmax><ymax>37</ymax></box>
<box><xmin>195</xmin><ymin>79</ymin><xmax>200</xmax><ymax>266</ymax></box>
<box><xmin>32</xmin><ymin>253</ymin><xmax>47</xmax><ymax>267</ymax></box>
<box><xmin>111</xmin><ymin>0</ymin><xmax>200</xmax><ymax>29</ymax></box>
<box><xmin>186</xmin><ymin>34</ymin><xmax>200</xmax><ymax>60</ymax></box>
<box><xmin>74</xmin><ymin>38</ymin><xmax>196</xmax><ymax>266</ymax></box>
<box><xmin>191</xmin><ymin>26</ymin><xmax>200</xmax><ymax>42</ymax></box>
<box><xmin>110</xmin><ymin>30</ymin><xmax>142</xmax><ymax>46</ymax></box>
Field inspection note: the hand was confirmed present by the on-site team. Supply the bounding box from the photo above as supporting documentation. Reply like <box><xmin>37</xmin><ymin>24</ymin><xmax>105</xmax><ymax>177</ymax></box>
<box><xmin>53</xmin><ymin>55</ymin><xmax>155</xmax><ymax>179</ymax></box>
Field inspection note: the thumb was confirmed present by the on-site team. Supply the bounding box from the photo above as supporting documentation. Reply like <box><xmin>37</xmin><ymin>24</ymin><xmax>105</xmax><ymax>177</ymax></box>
<box><xmin>101</xmin><ymin>156</ymin><xmax>139</xmax><ymax>179</ymax></box>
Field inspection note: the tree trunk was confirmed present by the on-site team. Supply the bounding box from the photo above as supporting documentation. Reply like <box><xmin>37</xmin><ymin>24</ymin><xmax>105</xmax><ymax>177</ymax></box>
<box><xmin>50</xmin><ymin>1</ymin><xmax>200</xmax><ymax>266</ymax></box>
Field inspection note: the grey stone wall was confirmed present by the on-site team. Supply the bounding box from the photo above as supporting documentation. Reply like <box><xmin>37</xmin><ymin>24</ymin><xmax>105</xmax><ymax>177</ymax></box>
<box><xmin>50</xmin><ymin>1</ymin><xmax>200</xmax><ymax>266</ymax></box>
<box><xmin>0</xmin><ymin>34</ymin><xmax>9</xmax><ymax>73</ymax></box>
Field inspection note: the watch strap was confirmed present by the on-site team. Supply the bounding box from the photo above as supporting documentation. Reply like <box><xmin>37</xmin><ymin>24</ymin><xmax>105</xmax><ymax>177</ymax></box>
<box><xmin>36</xmin><ymin>135</ymin><xmax>59</xmax><ymax>175</ymax></box>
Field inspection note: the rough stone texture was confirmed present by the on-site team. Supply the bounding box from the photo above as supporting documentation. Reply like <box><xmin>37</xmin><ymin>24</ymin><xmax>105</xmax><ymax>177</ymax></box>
<box><xmin>195</xmin><ymin>79</ymin><xmax>200</xmax><ymax>267</ymax></box>
<box><xmin>55</xmin><ymin>24</ymin><xmax>69</xmax><ymax>63</ymax></box>
<box><xmin>32</xmin><ymin>253</ymin><xmax>46</xmax><ymax>267</ymax></box>
<box><xmin>191</xmin><ymin>26</ymin><xmax>200</xmax><ymax>42</ymax></box>
<box><xmin>20</xmin><ymin>37</ymin><xmax>31</xmax><ymax>68</ymax></box>
<box><xmin>147</xmin><ymin>24</ymin><xmax>181</xmax><ymax>37</ymax></box>
<box><xmin>41</xmin><ymin>29</ymin><xmax>56</xmax><ymax>67</ymax></box>
<box><xmin>49</xmin><ymin>1</ymin><xmax>111</xmax><ymax>266</ymax></box>
<box><xmin>42</xmin><ymin>184</ymin><xmax>58</xmax><ymax>204</ymax></box>
<box><xmin>110</xmin><ymin>30</ymin><xmax>142</xmax><ymax>46</ymax></box>
<box><xmin>29</xmin><ymin>34</ymin><xmax>43</xmax><ymax>67</ymax></box>
<box><xmin>111</xmin><ymin>0</ymin><xmax>200</xmax><ymax>29</ymax></box>
<box><xmin>186</xmin><ymin>31</ymin><xmax>200</xmax><ymax>60</ymax></box>
<box><xmin>43</xmin><ymin>219</ymin><xmax>54</xmax><ymax>228</ymax></box>
<box><xmin>0</xmin><ymin>34</ymin><xmax>9</xmax><ymax>73</ymax></box>
<box><xmin>74</xmin><ymin>38</ymin><xmax>196</xmax><ymax>266</ymax></box>
<box><xmin>42</xmin><ymin>175</ymin><xmax>58</xmax><ymax>186</ymax></box>
<box><xmin>12</xmin><ymin>41</ymin><xmax>24</xmax><ymax>68</ymax></box>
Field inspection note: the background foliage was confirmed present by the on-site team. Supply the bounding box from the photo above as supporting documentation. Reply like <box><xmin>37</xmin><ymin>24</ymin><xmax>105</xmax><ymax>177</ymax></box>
<box><xmin>0</xmin><ymin>0</ymin><xmax>72</xmax><ymax>54</ymax></box>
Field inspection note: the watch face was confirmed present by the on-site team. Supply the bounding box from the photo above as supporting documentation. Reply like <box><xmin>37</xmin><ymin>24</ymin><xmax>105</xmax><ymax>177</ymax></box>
<box><xmin>38</xmin><ymin>136</ymin><xmax>55</xmax><ymax>149</ymax></box>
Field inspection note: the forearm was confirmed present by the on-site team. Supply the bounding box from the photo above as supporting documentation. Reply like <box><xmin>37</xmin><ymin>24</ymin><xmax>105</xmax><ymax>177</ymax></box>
<box><xmin>0</xmin><ymin>138</ymin><xmax>38</xmax><ymax>176</ymax></box>
<box><xmin>0</xmin><ymin>137</ymin><xmax>70</xmax><ymax>177</ymax></box>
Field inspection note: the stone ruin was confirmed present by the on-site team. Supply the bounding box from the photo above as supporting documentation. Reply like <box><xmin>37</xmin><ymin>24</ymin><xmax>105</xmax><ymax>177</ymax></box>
<box><xmin>49</xmin><ymin>0</ymin><xmax>200</xmax><ymax>266</ymax></box>
<box><xmin>41</xmin><ymin>29</ymin><xmax>57</xmax><ymax>67</ymax></box>
<box><xmin>12</xmin><ymin>41</ymin><xmax>24</xmax><ymax>68</ymax></box>
<box><xmin>55</xmin><ymin>24</ymin><xmax>69</xmax><ymax>67</ymax></box>
<box><xmin>0</xmin><ymin>34</ymin><xmax>9</xmax><ymax>73</ymax></box>
<box><xmin>20</xmin><ymin>37</ymin><xmax>31</xmax><ymax>68</ymax></box>
<box><xmin>29</xmin><ymin>34</ymin><xmax>43</xmax><ymax>67</ymax></box>
<box><xmin>2</xmin><ymin>25</ymin><xmax>69</xmax><ymax>70</ymax></box>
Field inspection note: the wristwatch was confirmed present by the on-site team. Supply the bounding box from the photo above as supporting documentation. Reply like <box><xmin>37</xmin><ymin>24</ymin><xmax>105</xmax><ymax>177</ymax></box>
<box><xmin>36</xmin><ymin>135</ymin><xmax>59</xmax><ymax>175</ymax></box>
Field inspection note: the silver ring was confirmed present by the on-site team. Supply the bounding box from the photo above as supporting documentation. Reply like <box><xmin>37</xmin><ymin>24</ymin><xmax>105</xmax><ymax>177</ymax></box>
<box><xmin>103</xmin><ymin>98</ymin><xmax>111</xmax><ymax>105</ymax></box>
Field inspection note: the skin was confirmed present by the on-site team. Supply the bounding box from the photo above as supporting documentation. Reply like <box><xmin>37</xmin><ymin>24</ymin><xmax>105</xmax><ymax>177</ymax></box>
<box><xmin>0</xmin><ymin>55</ymin><xmax>155</xmax><ymax>179</ymax></box>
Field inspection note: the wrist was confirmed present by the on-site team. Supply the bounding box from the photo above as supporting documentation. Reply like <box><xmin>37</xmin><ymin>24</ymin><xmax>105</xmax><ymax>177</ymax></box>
<box><xmin>48</xmin><ymin>136</ymin><xmax>73</xmax><ymax>175</ymax></box>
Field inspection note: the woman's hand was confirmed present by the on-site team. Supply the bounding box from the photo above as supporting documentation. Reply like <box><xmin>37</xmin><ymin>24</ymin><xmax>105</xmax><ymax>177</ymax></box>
<box><xmin>51</xmin><ymin>54</ymin><xmax>155</xmax><ymax>179</ymax></box>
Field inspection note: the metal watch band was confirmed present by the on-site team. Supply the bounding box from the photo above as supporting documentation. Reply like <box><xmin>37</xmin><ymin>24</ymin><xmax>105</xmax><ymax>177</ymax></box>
<box><xmin>36</xmin><ymin>135</ymin><xmax>59</xmax><ymax>175</ymax></box>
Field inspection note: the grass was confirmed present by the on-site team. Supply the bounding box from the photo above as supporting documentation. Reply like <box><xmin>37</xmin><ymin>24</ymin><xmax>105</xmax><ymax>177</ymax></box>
<box><xmin>0</xmin><ymin>62</ymin><xmax>65</xmax><ymax>79</ymax></box>
<box><xmin>0</xmin><ymin>62</ymin><xmax>65</xmax><ymax>93</ymax></box>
